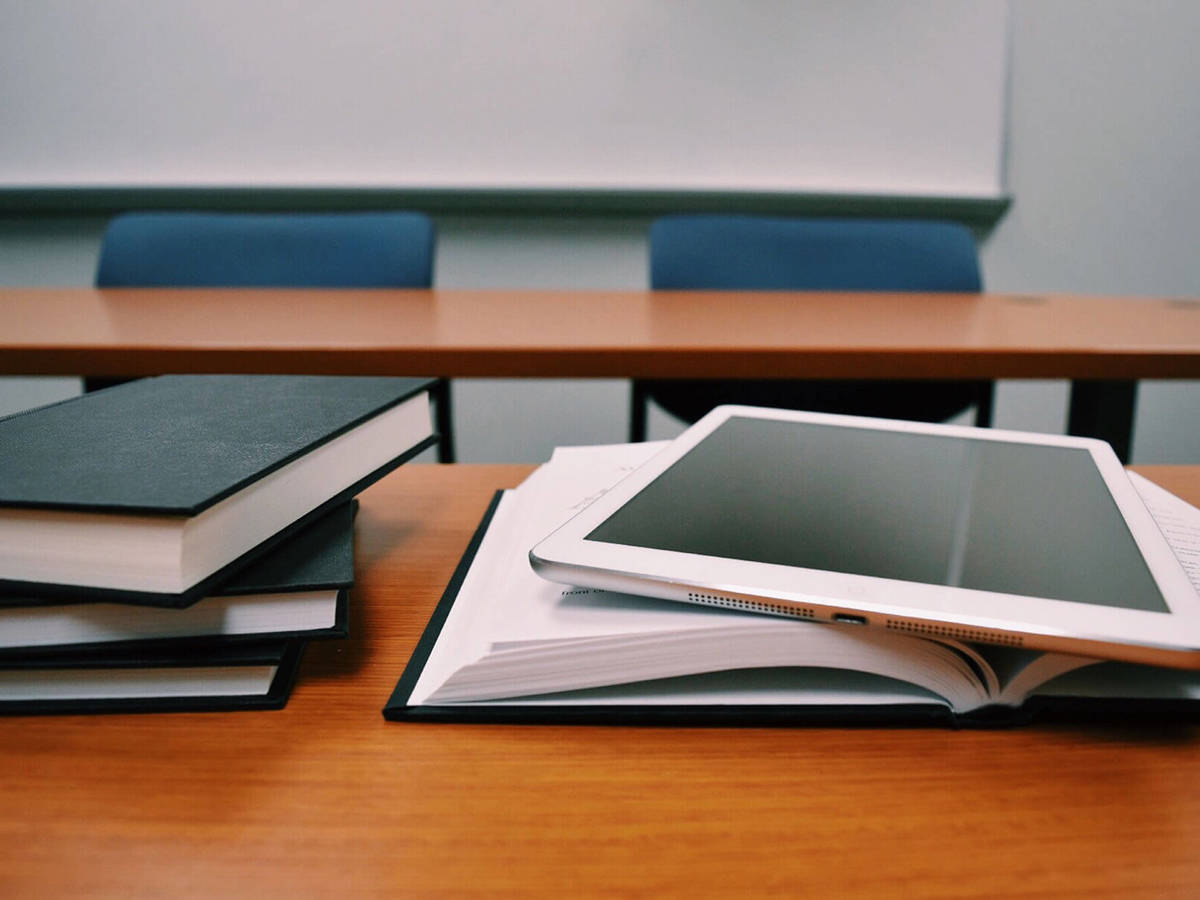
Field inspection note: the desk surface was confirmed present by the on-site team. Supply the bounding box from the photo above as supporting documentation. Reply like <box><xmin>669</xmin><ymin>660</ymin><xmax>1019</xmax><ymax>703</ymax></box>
<box><xmin>3</xmin><ymin>287</ymin><xmax>1200</xmax><ymax>379</ymax></box>
<box><xmin>2</xmin><ymin>463</ymin><xmax>1200</xmax><ymax>898</ymax></box>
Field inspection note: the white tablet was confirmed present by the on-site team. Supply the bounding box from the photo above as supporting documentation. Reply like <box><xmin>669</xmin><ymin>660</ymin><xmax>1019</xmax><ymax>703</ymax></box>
<box><xmin>531</xmin><ymin>406</ymin><xmax>1200</xmax><ymax>669</ymax></box>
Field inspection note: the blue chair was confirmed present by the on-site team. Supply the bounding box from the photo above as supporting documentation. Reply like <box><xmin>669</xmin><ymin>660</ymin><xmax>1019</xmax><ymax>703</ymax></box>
<box><xmin>93</xmin><ymin>211</ymin><xmax>454</xmax><ymax>461</ymax></box>
<box><xmin>630</xmin><ymin>214</ymin><xmax>993</xmax><ymax>441</ymax></box>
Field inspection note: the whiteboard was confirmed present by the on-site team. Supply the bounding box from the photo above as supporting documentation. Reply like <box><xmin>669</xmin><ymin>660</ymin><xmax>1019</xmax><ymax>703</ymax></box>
<box><xmin>0</xmin><ymin>1</ymin><xmax>1009</xmax><ymax>199</ymax></box>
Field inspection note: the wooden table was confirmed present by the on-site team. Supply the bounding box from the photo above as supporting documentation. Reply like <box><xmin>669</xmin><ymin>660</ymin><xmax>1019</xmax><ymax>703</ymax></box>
<box><xmin>2</xmin><ymin>463</ymin><xmax>1200</xmax><ymax>898</ymax></box>
<box><xmin>4</xmin><ymin>287</ymin><xmax>1200</xmax><ymax>457</ymax></box>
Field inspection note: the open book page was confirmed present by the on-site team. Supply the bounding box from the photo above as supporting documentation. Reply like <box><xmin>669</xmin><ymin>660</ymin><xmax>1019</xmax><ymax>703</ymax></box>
<box><xmin>976</xmin><ymin>646</ymin><xmax>1102</xmax><ymax>706</ymax></box>
<box><xmin>426</xmin><ymin>617</ymin><xmax>989</xmax><ymax>710</ymax></box>
<box><xmin>408</xmin><ymin>442</ymin><xmax>993</xmax><ymax>713</ymax></box>
<box><xmin>460</xmin><ymin>669</ymin><xmax>967</xmax><ymax>709</ymax></box>
<box><xmin>407</xmin><ymin>444</ymin><xmax>1200</xmax><ymax>714</ymax></box>
<box><xmin>1129</xmin><ymin>471</ymin><xmax>1200</xmax><ymax>591</ymax></box>
<box><xmin>984</xmin><ymin>472</ymin><xmax>1200</xmax><ymax>705</ymax></box>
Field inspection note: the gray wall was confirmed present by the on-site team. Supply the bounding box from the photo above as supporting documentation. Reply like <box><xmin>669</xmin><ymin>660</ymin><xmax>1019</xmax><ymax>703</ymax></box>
<box><xmin>0</xmin><ymin>2</ymin><xmax>1009</xmax><ymax>198</ymax></box>
<box><xmin>2</xmin><ymin>1</ymin><xmax>1198</xmax><ymax>463</ymax></box>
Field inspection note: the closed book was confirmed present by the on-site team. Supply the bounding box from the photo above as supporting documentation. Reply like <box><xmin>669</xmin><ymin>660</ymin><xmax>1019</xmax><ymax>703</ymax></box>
<box><xmin>0</xmin><ymin>501</ymin><xmax>358</xmax><ymax>656</ymax></box>
<box><xmin>0</xmin><ymin>639</ymin><xmax>306</xmax><ymax>715</ymax></box>
<box><xmin>385</xmin><ymin>446</ymin><xmax>1200</xmax><ymax>727</ymax></box>
<box><xmin>0</xmin><ymin>374</ymin><xmax>435</xmax><ymax>606</ymax></box>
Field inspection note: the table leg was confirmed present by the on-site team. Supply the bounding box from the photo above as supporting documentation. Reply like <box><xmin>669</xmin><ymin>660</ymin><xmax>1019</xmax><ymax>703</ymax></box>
<box><xmin>1067</xmin><ymin>380</ymin><xmax>1138</xmax><ymax>462</ymax></box>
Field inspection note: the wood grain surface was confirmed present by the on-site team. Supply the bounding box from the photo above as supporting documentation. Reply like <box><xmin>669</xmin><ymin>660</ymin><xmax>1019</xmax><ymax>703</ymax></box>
<box><xmin>2</xmin><ymin>287</ymin><xmax>1199</xmax><ymax>379</ymax></box>
<box><xmin>1</xmin><ymin>463</ymin><xmax>1199</xmax><ymax>898</ymax></box>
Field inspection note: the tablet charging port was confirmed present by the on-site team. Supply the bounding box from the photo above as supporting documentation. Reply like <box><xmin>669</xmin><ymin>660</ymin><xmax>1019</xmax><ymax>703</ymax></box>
<box><xmin>832</xmin><ymin>613</ymin><xmax>868</xmax><ymax>626</ymax></box>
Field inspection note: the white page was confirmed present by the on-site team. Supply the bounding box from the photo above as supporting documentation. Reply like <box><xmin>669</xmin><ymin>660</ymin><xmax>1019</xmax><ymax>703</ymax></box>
<box><xmin>1129</xmin><ymin>471</ymin><xmax>1200</xmax><ymax>590</ymax></box>
<box><xmin>427</xmin><ymin>619</ymin><xmax>986</xmax><ymax>709</ymax></box>
<box><xmin>473</xmin><ymin>668</ymin><xmax>948</xmax><ymax>708</ymax></box>
<box><xmin>407</xmin><ymin>447</ymin><xmax>763</xmax><ymax>706</ymax></box>
<box><xmin>409</xmin><ymin>442</ymin><xmax>983</xmax><ymax>710</ymax></box>
<box><xmin>406</xmin><ymin>491</ymin><xmax>528</xmax><ymax>704</ymax></box>
<box><xmin>409</xmin><ymin>447</ymin><xmax>1200</xmax><ymax>711</ymax></box>
<box><xmin>0</xmin><ymin>666</ymin><xmax>277</xmax><ymax>700</ymax></box>
<box><xmin>0</xmin><ymin>590</ymin><xmax>338</xmax><ymax>649</ymax></box>
<box><xmin>483</xmin><ymin>444</ymin><xmax>782</xmax><ymax>647</ymax></box>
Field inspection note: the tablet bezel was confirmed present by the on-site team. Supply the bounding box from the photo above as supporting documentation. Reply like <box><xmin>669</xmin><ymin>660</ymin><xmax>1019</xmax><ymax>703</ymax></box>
<box><xmin>530</xmin><ymin>406</ymin><xmax>1200</xmax><ymax>669</ymax></box>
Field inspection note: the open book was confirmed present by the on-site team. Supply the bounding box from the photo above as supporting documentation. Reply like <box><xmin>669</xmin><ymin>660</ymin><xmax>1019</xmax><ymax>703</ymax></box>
<box><xmin>386</xmin><ymin>443</ymin><xmax>1200</xmax><ymax>725</ymax></box>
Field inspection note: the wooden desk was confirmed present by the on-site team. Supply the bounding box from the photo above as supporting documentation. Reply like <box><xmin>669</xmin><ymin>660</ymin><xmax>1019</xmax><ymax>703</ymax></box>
<box><xmin>2</xmin><ymin>463</ymin><xmax>1199</xmax><ymax>898</ymax></box>
<box><xmin>3</xmin><ymin>287</ymin><xmax>1200</xmax><ymax>456</ymax></box>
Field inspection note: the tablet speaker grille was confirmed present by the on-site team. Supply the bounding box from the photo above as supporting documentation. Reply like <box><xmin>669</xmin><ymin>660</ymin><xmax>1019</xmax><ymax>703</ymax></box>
<box><xmin>687</xmin><ymin>591</ymin><xmax>815</xmax><ymax>620</ymax></box>
<box><xmin>885</xmin><ymin>619</ymin><xmax>1024</xmax><ymax>647</ymax></box>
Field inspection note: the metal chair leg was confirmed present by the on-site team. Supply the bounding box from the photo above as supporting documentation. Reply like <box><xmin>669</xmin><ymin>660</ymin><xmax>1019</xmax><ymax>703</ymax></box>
<box><xmin>432</xmin><ymin>378</ymin><xmax>455</xmax><ymax>463</ymax></box>
<box><xmin>629</xmin><ymin>381</ymin><xmax>649</xmax><ymax>443</ymax></box>
<box><xmin>973</xmin><ymin>382</ymin><xmax>995</xmax><ymax>428</ymax></box>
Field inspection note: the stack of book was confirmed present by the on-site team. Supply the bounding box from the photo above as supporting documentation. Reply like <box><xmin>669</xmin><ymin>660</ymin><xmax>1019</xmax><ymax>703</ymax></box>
<box><xmin>1</xmin><ymin>374</ymin><xmax>435</xmax><ymax>714</ymax></box>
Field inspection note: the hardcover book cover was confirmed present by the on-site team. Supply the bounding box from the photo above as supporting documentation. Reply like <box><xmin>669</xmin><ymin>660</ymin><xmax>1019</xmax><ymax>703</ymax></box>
<box><xmin>0</xmin><ymin>375</ymin><xmax>435</xmax><ymax>605</ymax></box>
<box><xmin>0</xmin><ymin>639</ymin><xmax>307</xmax><ymax>715</ymax></box>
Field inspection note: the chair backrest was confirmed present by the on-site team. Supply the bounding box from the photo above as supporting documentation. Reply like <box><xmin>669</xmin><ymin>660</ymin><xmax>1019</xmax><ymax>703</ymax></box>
<box><xmin>649</xmin><ymin>215</ymin><xmax>981</xmax><ymax>292</ymax></box>
<box><xmin>96</xmin><ymin>211</ymin><xmax>435</xmax><ymax>287</ymax></box>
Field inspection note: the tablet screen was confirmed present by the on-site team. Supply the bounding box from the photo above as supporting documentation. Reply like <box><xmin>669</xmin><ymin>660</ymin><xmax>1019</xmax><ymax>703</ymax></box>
<box><xmin>586</xmin><ymin>416</ymin><xmax>1167</xmax><ymax>613</ymax></box>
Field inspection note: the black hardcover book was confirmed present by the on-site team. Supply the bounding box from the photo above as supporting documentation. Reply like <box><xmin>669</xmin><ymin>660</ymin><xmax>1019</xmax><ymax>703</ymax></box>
<box><xmin>0</xmin><ymin>502</ymin><xmax>358</xmax><ymax>657</ymax></box>
<box><xmin>384</xmin><ymin>491</ymin><xmax>1200</xmax><ymax>728</ymax></box>
<box><xmin>0</xmin><ymin>639</ymin><xmax>307</xmax><ymax>715</ymax></box>
<box><xmin>0</xmin><ymin>374</ymin><xmax>435</xmax><ymax>606</ymax></box>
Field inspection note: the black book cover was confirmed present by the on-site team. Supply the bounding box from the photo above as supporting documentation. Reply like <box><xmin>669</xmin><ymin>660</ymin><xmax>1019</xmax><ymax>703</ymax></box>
<box><xmin>0</xmin><ymin>374</ymin><xmax>433</xmax><ymax>514</ymax></box>
<box><xmin>0</xmin><ymin>374</ymin><xmax>436</xmax><ymax>606</ymax></box>
<box><xmin>0</xmin><ymin>639</ymin><xmax>307</xmax><ymax>715</ymax></box>
<box><xmin>384</xmin><ymin>494</ymin><xmax>1200</xmax><ymax>728</ymax></box>
<box><xmin>215</xmin><ymin>499</ymin><xmax>357</xmax><ymax>596</ymax></box>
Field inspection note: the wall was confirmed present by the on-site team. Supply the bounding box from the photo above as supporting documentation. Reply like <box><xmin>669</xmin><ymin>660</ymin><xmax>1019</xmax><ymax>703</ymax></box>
<box><xmin>1</xmin><ymin>2</ymin><xmax>1008</xmax><ymax>198</ymax></box>
<box><xmin>2</xmin><ymin>0</ymin><xmax>1198</xmax><ymax>462</ymax></box>
<box><xmin>984</xmin><ymin>0</ymin><xmax>1200</xmax><ymax>463</ymax></box>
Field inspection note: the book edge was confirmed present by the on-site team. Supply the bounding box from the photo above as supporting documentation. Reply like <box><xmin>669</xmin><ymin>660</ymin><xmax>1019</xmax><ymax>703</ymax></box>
<box><xmin>0</xmin><ymin>589</ymin><xmax>348</xmax><ymax>659</ymax></box>
<box><xmin>0</xmin><ymin>639</ymin><xmax>307</xmax><ymax>715</ymax></box>
<box><xmin>0</xmin><ymin>434</ymin><xmax>433</xmax><ymax>607</ymax></box>
<box><xmin>384</xmin><ymin>490</ymin><xmax>507</xmax><ymax>717</ymax></box>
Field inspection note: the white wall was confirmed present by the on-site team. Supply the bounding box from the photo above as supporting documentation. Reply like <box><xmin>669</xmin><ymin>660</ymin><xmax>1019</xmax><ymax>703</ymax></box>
<box><xmin>0</xmin><ymin>217</ymin><xmax>104</xmax><ymax>417</ymax></box>
<box><xmin>983</xmin><ymin>0</ymin><xmax>1200</xmax><ymax>462</ymax></box>
<box><xmin>1</xmin><ymin>2</ymin><xmax>1008</xmax><ymax>198</ymax></box>
<box><xmin>2</xmin><ymin>0</ymin><xmax>1198</xmax><ymax>462</ymax></box>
